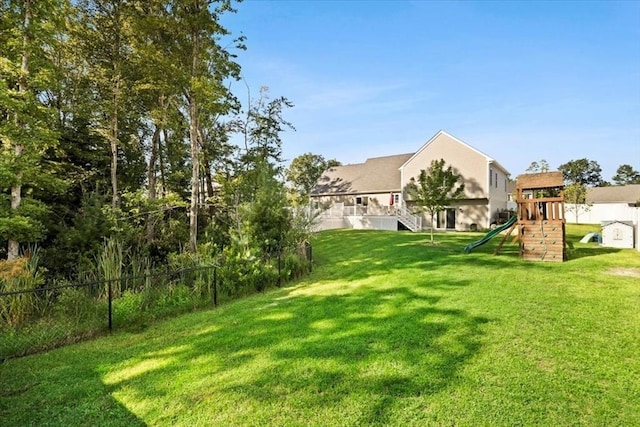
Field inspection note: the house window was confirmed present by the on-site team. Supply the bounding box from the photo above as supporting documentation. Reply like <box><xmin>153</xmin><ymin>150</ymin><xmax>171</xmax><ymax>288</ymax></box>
<box><xmin>489</xmin><ymin>168</ymin><xmax>493</xmax><ymax>187</ymax></box>
<box><xmin>394</xmin><ymin>194</ymin><xmax>400</xmax><ymax>204</ymax></box>
<box><xmin>504</xmin><ymin>179</ymin><xmax>507</xmax><ymax>192</ymax></box>
<box><xmin>356</xmin><ymin>196</ymin><xmax>368</xmax><ymax>206</ymax></box>
<box><xmin>495</xmin><ymin>172</ymin><xmax>498</xmax><ymax>188</ymax></box>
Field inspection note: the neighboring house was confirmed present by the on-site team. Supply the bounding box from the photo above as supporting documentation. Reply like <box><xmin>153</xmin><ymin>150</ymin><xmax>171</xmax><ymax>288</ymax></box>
<box><xmin>564</xmin><ymin>184</ymin><xmax>640</xmax><ymax>224</ymax></box>
<box><xmin>311</xmin><ymin>130</ymin><xmax>511</xmax><ymax>231</ymax></box>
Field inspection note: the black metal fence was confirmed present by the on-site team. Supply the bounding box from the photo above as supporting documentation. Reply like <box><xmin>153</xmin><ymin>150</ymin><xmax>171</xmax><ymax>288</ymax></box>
<box><xmin>0</xmin><ymin>265</ymin><xmax>219</xmax><ymax>330</ymax></box>
<box><xmin>0</xmin><ymin>245</ymin><xmax>313</xmax><ymax>359</ymax></box>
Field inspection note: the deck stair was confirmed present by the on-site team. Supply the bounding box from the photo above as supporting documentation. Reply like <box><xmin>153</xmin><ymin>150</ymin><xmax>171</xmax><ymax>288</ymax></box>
<box><xmin>395</xmin><ymin>206</ymin><xmax>422</xmax><ymax>232</ymax></box>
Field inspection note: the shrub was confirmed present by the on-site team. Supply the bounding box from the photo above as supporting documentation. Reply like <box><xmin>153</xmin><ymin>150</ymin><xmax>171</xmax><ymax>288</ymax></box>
<box><xmin>54</xmin><ymin>286</ymin><xmax>103</xmax><ymax>327</ymax></box>
<box><xmin>283</xmin><ymin>252</ymin><xmax>309</xmax><ymax>280</ymax></box>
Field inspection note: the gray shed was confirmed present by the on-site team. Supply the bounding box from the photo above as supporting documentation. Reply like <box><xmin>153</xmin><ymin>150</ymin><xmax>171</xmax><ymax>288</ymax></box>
<box><xmin>601</xmin><ymin>221</ymin><xmax>635</xmax><ymax>249</ymax></box>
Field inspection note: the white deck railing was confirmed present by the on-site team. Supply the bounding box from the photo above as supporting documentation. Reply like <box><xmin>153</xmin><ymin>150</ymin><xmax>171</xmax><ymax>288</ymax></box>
<box><xmin>314</xmin><ymin>203</ymin><xmax>423</xmax><ymax>232</ymax></box>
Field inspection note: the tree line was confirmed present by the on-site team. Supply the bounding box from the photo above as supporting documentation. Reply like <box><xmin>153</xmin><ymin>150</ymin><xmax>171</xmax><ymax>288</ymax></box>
<box><xmin>0</xmin><ymin>0</ymin><xmax>336</xmax><ymax>283</ymax></box>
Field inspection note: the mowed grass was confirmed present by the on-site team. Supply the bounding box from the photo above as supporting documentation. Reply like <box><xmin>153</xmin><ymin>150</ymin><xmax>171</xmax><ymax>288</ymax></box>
<box><xmin>1</xmin><ymin>225</ymin><xmax>639</xmax><ymax>426</ymax></box>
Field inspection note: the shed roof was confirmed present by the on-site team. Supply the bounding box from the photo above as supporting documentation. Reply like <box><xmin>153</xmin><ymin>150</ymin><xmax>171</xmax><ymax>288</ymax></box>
<box><xmin>311</xmin><ymin>153</ymin><xmax>413</xmax><ymax>196</ymax></box>
<box><xmin>601</xmin><ymin>220</ymin><xmax>634</xmax><ymax>227</ymax></box>
<box><xmin>587</xmin><ymin>184</ymin><xmax>640</xmax><ymax>204</ymax></box>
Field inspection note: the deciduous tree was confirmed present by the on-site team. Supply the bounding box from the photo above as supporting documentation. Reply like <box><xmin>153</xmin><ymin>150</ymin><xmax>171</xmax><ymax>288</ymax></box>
<box><xmin>0</xmin><ymin>0</ymin><xmax>64</xmax><ymax>259</ymax></box>
<box><xmin>564</xmin><ymin>182</ymin><xmax>590</xmax><ymax>224</ymax></box>
<box><xmin>612</xmin><ymin>164</ymin><xmax>640</xmax><ymax>186</ymax></box>
<box><xmin>76</xmin><ymin>0</ymin><xmax>140</xmax><ymax>208</ymax></box>
<box><xmin>407</xmin><ymin>159</ymin><xmax>465</xmax><ymax>244</ymax></box>
<box><xmin>166</xmin><ymin>0</ymin><xmax>243</xmax><ymax>252</ymax></box>
<box><xmin>286</xmin><ymin>153</ymin><xmax>340</xmax><ymax>203</ymax></box>
<box><xmin>558</xmin><ymin>158</ymin><xmax>603</xmax><ymax>187</ymax></box>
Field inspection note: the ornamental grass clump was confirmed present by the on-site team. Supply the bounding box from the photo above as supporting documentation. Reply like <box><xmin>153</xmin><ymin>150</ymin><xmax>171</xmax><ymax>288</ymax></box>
<box><xmin>0</xmin><ymin>251</ymin><xmax>44</xmax><ymax>327</ymax></box>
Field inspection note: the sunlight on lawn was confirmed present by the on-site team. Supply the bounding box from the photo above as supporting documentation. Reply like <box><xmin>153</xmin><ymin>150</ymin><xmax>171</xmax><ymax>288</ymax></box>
<box><xmin>1</xmin><ymin>227</ymin><xmax>638</xmax><ymax>426</ymax></box>
<box><xmin>103</xmin><ymin>356</ymin><xmax>175</xmax><ymax>385</ymax></box>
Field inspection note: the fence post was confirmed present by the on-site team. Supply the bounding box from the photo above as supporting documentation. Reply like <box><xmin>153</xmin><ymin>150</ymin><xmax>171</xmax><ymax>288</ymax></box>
<box><xmin>108</xmin><ymin>279</ymin><xmax>113</xmax><ymax>331</ymax></box>
<box><xmin>277</xmin><ymin>253</ymin><xmax>282</xmax><ymax>287</ymax></box>
<box><xmin>306</xmin><ymin>242</ymin><xmax>313</xmax><ymax>272</ymax></box>
<box><xmin>212</xmin><ymin>266</ymin><xmax>217</xmax><ymax>307</ymax></box>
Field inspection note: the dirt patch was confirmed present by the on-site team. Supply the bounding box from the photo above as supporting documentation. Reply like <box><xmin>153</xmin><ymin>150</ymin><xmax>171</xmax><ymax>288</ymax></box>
<box><xmin>607</xmin><ymin>268</ymin><xmax>640</xmax><ymax>278</ymax></box>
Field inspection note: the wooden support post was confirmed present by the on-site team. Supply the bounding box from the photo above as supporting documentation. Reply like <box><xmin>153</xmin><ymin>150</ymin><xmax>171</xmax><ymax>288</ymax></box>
<box><xmin>494</xmin><ymin>221</ymin><xmax>517</xmax><ymax>255</ymax></box>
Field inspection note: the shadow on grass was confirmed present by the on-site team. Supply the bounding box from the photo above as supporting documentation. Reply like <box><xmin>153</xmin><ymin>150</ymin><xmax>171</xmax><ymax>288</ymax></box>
<box><xmin>0</xmin><ymin>356</ymin><xmax>146</xmax><ymax>426</ymax></box>
<box><xmin>3</xmin><ymin>228</ymin><xmax>634</xmax><ymax>424</ymax></box>
<box><xmin>0</xmin><ymin>229</ymin><xmax>552</xmax><ymax>424</ymax></box>
<box><xmin>312</xmin><ymin>229</ymin><xmax>537</xmax><ymax>284</ymax></box>
<box><xmin>566</xmin><ymin>245</ymin><xmax>622</xmax><ymax>261</ymax></box>
<box><xmin>88</xmin><ymin>272</ymin><xmax>488</xmax><ymax>424</ymax></box>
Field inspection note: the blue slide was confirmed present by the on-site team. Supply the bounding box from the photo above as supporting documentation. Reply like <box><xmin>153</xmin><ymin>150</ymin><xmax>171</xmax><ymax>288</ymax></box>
<box><xmin>464</xmin><ymin>215</ymin><xmax>517</xmax><ymax>254</ymax></box>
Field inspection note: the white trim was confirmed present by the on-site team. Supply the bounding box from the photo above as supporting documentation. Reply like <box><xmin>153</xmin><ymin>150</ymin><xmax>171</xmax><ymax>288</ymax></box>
<box><xmin>487</xmin><ymin>161</ymin><xmax>492</xmax><ymax>199</ymax></box>
<box><xmin>400</xmin><ymin>165</ymin><xmax>404</xmax><ymax>208</ymax></box>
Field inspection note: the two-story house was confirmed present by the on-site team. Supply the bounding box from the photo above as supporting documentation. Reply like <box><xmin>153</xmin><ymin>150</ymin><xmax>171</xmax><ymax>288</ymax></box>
<box><xmin>310</xmin><ymin>130</ymin><xmax>511</xmax><ymax>232</ymax></box>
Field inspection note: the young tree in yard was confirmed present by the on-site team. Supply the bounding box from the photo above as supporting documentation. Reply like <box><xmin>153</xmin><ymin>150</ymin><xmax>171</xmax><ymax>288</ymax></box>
<box><xmin>612</xmin><ymin>164</ymin><xmax>640</xmax><ymax>186</ymax></box>
<box><xmin>558</xmin><ymin>158</ymin><xmax>604</xmax><ymax>187</ymax></box>
<box><xmin>564</xmin><ymin>182</ymin><xmax>590</xmax><ymax>224</ymax></box>
<box><xmin>407</xmin><ymin>159</ymin><xmax>465</xmax><ymax>244</ymax></box>
<box><xmin>286</xmin><ymin>153</ymin><xmax>340</xmax><ymax>203</ymax></box>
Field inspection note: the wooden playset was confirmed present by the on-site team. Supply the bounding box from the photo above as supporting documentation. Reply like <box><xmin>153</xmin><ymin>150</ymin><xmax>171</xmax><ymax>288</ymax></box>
<box><xmin>514</xmin><ymin>172</ymin><xmax>566</xmax><ymax>262</ymax></box>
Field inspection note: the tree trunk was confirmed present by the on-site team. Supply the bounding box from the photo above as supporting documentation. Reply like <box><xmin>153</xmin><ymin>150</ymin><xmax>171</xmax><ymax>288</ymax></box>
<box><xmin>159</xmin><ymin>128</ymin><xmax>168</xmax><ymax>198</ymax></box>
<box><xmin>148</xmin><ymin>125</ymin><xmax>160</xmax><ymax>200</ymax></box>
<box><xmin>188</xmin><ymin>93</ymin><xmax>199</xmax><ymax>253</ymax></box>
<box><xmin>8</xmin><ymin>0</ymin><xmax>32</xmax><ymax>261</ymax></box>
<box><xmin>188</xmin><ymin>25</ymin><xmax>201</xmax><ymax>253</ymax></box>
<box><xmin>8</xmin><ymin>156</ymin><xmax>22</xmax><ymax>259</ymax></box>
<box><xmin>204</xmin><ymin>155</ymin><xmax>216</xmax><ymax>217</ymax></box>
<box><xmin>110</xmin><ymin>76</ymin><xmax>120</xmax><ymax>208</ymax></box>
<box><xmin>146</xmin><ymin>125</ymin><xmax>161</xmax><ymax>243</ymax></box>
<box><xmin>430</xmin><ymin>214</ymin><xmax>435</xmax><ymax>244</ymax></box>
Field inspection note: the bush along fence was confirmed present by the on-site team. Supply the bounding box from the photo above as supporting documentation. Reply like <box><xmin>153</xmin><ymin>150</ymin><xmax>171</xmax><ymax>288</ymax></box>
<box><xmin>0</xmin><ymin>244</ymin><xmax>313</xmax><ymax>360</ymax></box>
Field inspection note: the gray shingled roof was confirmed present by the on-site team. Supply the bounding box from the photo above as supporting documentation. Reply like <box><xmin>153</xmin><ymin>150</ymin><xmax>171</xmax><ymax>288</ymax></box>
<box><xmin>312</xmin><ymin>153</ymin><xmax>413</xmax><ymax>195</ymax></box>
<box><xmin>586</xmin><ymin>184</ymin><xmax>640</xmax><ymax>203</ymax></box>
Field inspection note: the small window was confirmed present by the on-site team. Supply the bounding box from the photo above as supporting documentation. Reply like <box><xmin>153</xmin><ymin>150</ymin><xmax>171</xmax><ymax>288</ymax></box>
<box><xmin>489</xmin><ymin>169</ymin><xmax>493</xmax><ymax>186</ymax></box>
<box><xmin>504</xmin><ymin>179</ymin><xmax>507</xmax><ymax>192</ymax></box>
<box><xmin>394</xmin><ymin>194</ymin><xmax>400</xmax><ymax>204</ymax></box>
<box><xmin>356</xmin><ymin>196</ymin><xmax>362</xmax><ymax>205</ymax></box>
<box><xmin>495</xmin><ymin>172</ymin><xmax>498</xmax><ymax>188</ymax></box>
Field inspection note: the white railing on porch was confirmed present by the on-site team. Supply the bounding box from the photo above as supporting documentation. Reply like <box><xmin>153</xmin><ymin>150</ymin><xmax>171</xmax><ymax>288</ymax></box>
<box><xmin>314</xmin><ymin>202</ymin><xmax>423</xmax><ymax>233</ymax></box>
<box><xmin>317</xmin><ymin>203</ymin><xmax>370</xmax><ymax>217</ymax></box>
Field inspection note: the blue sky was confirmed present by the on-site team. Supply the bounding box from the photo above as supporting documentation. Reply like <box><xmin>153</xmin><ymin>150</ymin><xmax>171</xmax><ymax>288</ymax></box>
<box><xmin>222</xmin><ymin>0</ymin><xmax>640</xmax><ymax>181</ymax></box>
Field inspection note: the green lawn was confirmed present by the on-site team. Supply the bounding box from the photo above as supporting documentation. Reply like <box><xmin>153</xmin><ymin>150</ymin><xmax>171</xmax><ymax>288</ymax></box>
<box><xmin>1</xmin><ymin>225</ymin><xmax>639</xmax><ymax>426</ymax></box>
